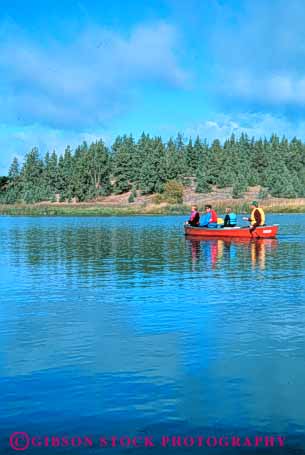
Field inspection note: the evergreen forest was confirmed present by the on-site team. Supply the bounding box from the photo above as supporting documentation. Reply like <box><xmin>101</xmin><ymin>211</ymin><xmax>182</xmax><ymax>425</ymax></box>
<box><xmin>1</xmin><ymin>133</ymin><xmax>305</xmax><ymax>204</ymax></box>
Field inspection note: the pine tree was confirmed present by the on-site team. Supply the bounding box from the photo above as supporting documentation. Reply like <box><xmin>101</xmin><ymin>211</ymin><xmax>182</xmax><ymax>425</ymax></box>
<box><xmin>186</xmin><ymin>136</ymin><xmax>203</xmax><ymax>175</ymax></box>
<box><xmin>9</xmin><ymin>157</ymin><xmax>20</xmax><ymax>179</ymax></box>
<box><xmin>268</xmin><ymin>164</ymin><xmax>297</xmax><ymax>198</ymax></box>
<box><xmin>43</xmin><ymin>151</ymin><xmax>59</xmax><ymax>200</ymax></box>
<box><xmin>112</xmin><ymin>135</ymin><xmax>133</xmax><ymax>193</ymax></box>
<box><xmin>58</xmin><ymin>146</ymin><xmax>74</xmax><ymax>201</ymax></box>
<box><xmin>253</xmin><ymin>138</ymin><xmax>269</xmax><ymax>179</ymax></box>
<box><xmin>174</xmin><ymin>133</ymin><xmax>188</xmax><ymax>176</ymax></box>
<box><xmin>234</xmin><ymin>133</ymin><xmax>252</xmax><ymax>187</ymax></box>
<box><xmin>195</xmin><ymin>164</ymin><xmax>211</xmax><ymax>193</ymax></box>
<box><xmin>207</xmin><ymin>139</ymin><xmax>223</xmax><ymax>184</ymax></box>
<box><xmin>87</xmin><ymin>140</ymin><xmax>111</xmax><ymax>197</ymax></box>
<box><xmin>217</xmin><ymin>168</ymin><xmax>235</xmax><ymax>188</ymax></box>
<box><xmin>21</xmin><ymin>148</ymin><xmax>44</xmax><ymax>203</ymax></box>
<box><xmin>3</xmin><ymin>157</ymin><xmax>22</xmax><ymax>203</ymax></box>
<box><xmin>286</xmin><ymin>137</ymin><xmax>305</xmax><ymax>173</ymax></box>
<box><xmin>140</xmin><ymin>137</ymin><xmax>167</xmax><ymax>194</ymax></box>
<box><xmin>166</xmin><ymin>138</ymin><xmax>180</xmax><ymax>180</ymax></box>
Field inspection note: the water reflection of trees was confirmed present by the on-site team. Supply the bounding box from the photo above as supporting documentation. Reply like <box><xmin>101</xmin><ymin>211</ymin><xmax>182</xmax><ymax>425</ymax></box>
<box><xmin>5</xmin><ymin>223</ymin><xmax>305</xmax><ymax>281</ymax></box>
<box><xmin>7</xmin><ymin>225</ymin><xmax>188</xmax><ymax>279</ymax></box>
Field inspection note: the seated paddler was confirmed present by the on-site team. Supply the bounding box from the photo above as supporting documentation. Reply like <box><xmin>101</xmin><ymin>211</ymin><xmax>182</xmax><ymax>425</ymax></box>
<box><xmin>222</xmin><ymin>207</ymin><xmax>237</xmax><ymax>227</ymax></box>
<box><xmin>187</xmin><ymin>205</ymin><xmax>200</xmax><ymax>226</ymax></box>
<box><xmin>200</xmin><ymin>204</ymin><xmax>218</xmax><ymax>228</ymax></box>
<box><xmin>243</xmin><ymin>201</ymin><xmax>265</xmax><ymax>232</ymax></box>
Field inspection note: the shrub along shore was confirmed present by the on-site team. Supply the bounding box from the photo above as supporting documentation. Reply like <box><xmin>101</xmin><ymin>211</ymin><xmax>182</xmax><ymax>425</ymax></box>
<box><xmin>1</xmin><ymin>199</ymin><xmax>305</xmax><ymax>216</ymax></box>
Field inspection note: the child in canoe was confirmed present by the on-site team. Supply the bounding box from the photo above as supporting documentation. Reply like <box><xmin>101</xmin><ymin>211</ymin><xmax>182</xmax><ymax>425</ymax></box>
<box><xmin>186</xmin><ymin>205</ymin><xmax>200</xmax><ymax>226</ymax></box>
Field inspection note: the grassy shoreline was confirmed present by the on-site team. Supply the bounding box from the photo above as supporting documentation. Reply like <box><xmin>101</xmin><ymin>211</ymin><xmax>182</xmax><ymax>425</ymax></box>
<box><xmin>1</xmin><ymin>200</ymin><xmax>305</xmax><ymax>216</ymax></box>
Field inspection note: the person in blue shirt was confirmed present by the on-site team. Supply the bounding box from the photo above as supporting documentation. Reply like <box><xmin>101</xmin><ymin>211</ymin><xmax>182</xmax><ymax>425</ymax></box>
<box><xmin>223</xmin><ymin>207</ymin><xmax>237</xmax><ymax>227</ymax></box>
<box><xmin>200</xmin><ymin>205</ymin><xmax>218</xmax><ymax>228</ymax></box>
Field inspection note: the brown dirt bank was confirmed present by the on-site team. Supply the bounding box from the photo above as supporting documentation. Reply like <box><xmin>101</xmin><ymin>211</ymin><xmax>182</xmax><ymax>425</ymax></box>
<box><xmin>1</xmin><ymin>186</ymin><xmax>305</xmax><ymax>215</ymax></box>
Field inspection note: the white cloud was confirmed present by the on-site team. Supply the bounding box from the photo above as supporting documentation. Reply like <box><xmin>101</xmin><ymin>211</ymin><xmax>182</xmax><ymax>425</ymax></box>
<box><xmin>222</xmin><ymin>72</ymin><xmax>305</xmax><ymax>106</ymax></box>
<box><xmin>185</xmin><ymin>113</ymin><xmax>305</xmax><ymax>143</ymax></box>
<box><xmin>0</xmin><ymin>124</ymin><xmax>110</xmax><ymax>175</ymax></box>
<box><xmin>0</xmin><ymin>21</ymin><xmax>189</xmax><ymax>129</ymax></box>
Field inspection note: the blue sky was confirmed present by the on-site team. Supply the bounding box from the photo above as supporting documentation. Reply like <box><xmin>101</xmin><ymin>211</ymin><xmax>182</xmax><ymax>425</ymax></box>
<box><xmin>2</xmin><ymin>0</ymin><xmax>305</xmax><ymax>174</ymax></box>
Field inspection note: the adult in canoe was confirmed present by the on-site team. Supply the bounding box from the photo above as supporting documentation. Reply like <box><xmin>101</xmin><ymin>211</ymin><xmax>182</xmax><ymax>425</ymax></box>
<box><xmin>200</xmin><ymin>204</ymin><xmax>218</xmax><ymax>228</ymax></box>
<box><xmin>243</xmin><ymin>201</ymin><xmax>265</xmax><ymax>232</ymax></box>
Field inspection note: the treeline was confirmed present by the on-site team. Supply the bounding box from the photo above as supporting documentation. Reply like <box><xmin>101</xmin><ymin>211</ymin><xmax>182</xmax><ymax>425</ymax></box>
<box><xmin>1</xmin><ymin>132</ymin><xmax>305</xmax><ymax>204</ymax></box>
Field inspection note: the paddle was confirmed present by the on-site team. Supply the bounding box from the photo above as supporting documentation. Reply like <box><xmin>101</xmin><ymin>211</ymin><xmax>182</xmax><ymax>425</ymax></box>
<box><xmin>250</xmin><ymin>228</ymin><xmax>260</xmax><ymax>239</ymax></box>
<box><xmin>243</xmin><ymin>217</ymin><xmax>260</xmax><ymax>239</ymax></box>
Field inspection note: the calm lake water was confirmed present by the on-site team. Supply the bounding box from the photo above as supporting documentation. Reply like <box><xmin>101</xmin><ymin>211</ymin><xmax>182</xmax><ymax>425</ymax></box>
<box><xmin>0</xmin><ymin>214</ymin><xmax>305</xmax><ymax>454</ymax></box>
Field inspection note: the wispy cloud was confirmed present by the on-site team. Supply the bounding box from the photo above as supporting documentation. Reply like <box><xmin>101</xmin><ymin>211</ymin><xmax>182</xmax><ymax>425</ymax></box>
<box><xmin>185</xmin><ymin>113</ymin><xmax>305</xmax><ymax>143</ymax></box>
<box><xmin>0</xmin><ymin>21</ymin><xmax>189</xmax><ymax>129</ymax></box>
<box><xmin>2</xmin><ymin>111</ymin><xmax>305</xmax><ymax>175</ymax></box>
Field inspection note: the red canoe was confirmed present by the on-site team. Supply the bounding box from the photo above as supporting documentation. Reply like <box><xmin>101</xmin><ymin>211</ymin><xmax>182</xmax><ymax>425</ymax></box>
<box><xmin>184</xmin><ymin>224</ymin><xmax>279</xmax><ymax>239</ymax></box>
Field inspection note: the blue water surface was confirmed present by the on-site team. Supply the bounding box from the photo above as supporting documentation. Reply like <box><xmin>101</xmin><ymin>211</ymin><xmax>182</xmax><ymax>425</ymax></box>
<box><xmin>0</xmin><ymin>214</ymin><xmax>304</xmax><ymax>454</ymax></box>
